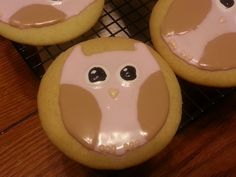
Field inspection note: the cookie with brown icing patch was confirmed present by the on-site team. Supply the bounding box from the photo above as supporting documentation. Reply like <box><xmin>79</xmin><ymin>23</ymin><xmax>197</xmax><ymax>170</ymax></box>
<box><xmin>38</xmin><ymin>37</ymin><xmax>182</xmax><ymax>169</ymax></box>
<box><xmin>150</xmin><ymin>0</ymin><xmax>236</xmax><ymax>87</ymax></box>
<box><xmin>0</xmin><ymin>0</ymin><xmax>104</xmax><ymax>45</ymax></box>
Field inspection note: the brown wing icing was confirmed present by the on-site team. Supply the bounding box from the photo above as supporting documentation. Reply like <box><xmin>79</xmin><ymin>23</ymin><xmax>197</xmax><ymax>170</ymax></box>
<box><xmin>161</xmin><ymin>0</ymin><xmax>211</xmax><ymax>35</ymax></box>
<box><xmin>199</xmin><ymin>33</ymin><xmax>236</xmax><ymax>70</ymax></box>
<box><xmin>137</xmin><ymin>72</ymin><xmax>169</xmax><ymax>141</ymax></box>
<box><xmin>59</xmin><ymin>84</ymin><xmax>101</xmax><ymax>150</ymax></box>
<box><xmin>9</xmin><ymin>4</ymin><xmax>66</xmax><ymax>28</ymax></box>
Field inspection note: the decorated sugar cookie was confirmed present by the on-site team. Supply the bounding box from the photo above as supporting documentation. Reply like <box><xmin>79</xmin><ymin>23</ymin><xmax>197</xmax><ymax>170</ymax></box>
<box><xmin>0</xmin><ymin>0</ymin><xmax>104</xmax><ymax>45</ymax></box>
<box><xmin>150</xmin><ymin>0</ymin><xmax>236</xmax><ymax>87</ymax></box>
<box><xmin>38</xmin><ymin>38</ymin><xmax>182</xmax><ymax>169</ymax></box>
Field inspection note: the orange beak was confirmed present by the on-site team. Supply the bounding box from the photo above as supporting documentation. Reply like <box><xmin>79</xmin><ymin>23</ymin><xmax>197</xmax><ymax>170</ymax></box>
<box><xmin>109</xmin><ymin>88</ymin><xmax>119</xmax><ymax>99</ymax></box>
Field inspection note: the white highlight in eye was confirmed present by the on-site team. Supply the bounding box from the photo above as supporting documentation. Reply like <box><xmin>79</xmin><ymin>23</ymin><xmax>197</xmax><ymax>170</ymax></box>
<box><xmin>116</xmin><ymin>63</ymin><xmax>139</xmax><ymax>88</ymax></box>
<box><xmin>85</xmin><ymin>65</ymin><xmax>110</xmax><ymax>89</ymax></box>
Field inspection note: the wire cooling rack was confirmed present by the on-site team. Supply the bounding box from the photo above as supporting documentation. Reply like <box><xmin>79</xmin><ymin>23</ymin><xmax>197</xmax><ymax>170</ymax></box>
<box><xmin>13</xmin><ymin>0</ymin><xmax>235</xmax><ymax>128</ymax></box>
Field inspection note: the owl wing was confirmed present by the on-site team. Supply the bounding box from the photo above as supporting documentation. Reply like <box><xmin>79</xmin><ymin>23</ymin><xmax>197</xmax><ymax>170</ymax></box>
<box><xmin>9</xmin><ymin>4</ymin><xmax>66</xmax><ymax>28</ymax></box>
<box><xmin>59</xmin><ymin>84</ymin><xmax>101</xmax><ymax>150</ymax></box>
<box><xmin>200</xmin><ymin>33</ymin><xmax>236</xmax><ymax>70</ymax></box>
<box><xmin>137</xmin><ymin>72</ymin><xmax>169</xmax><ymax>141</ymax></box>
<box><xmin>161</xmin><ymin>0</ymin><xmax>211</xmax><ymax>35</ymax></box>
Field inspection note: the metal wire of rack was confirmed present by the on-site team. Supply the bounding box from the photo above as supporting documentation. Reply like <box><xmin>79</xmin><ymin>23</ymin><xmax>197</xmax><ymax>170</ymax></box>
<box><xmin>13</xmin><ymin>0</ymin><xmax>235</xmax><ymax>128</ymax></box>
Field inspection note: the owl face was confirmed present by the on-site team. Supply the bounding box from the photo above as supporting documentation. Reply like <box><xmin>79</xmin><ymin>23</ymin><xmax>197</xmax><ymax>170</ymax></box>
<box><xmin>61</xmin><ymin>43</ymin><xmax>160</xmax><ymax>100</ymax></box>
<box><xmin>0</xmin><ymin>0</ymin><xmax>95</xmax><ymax>28</ymax></box>
<box><xmin>86</xmin><ymin>64</ymin><xmax>137</xmax><ymax>100</ymax></box>
<box><xmin>161</xmin><ymin>0</ymin><xmax>236</xmax><ymax>70</ymax></box>
<box><xmin>59</xmin><ymin>42</ymin><xmax>170</xmax><ymax>155</ymax></box>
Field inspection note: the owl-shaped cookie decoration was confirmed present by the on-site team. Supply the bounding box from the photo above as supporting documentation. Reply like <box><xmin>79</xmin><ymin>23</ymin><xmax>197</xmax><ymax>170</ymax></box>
<box><xmin>38</xmin><ymin>38</ymin><xmax>182</xmax><ymax>169</ymax></box>
<box><xmin>60</xmin><ymin>42</ymin><xmax>170</xmax><ymax>156</ymax></box>
<box><xmin>150</xmin><ymin>0</ymin><xmax>236</xmax><ymax>87</ymax></box>
<box><xmin>0</xmin><ymin>0</ymin><xmax>104</xmax><ymax>45</ymax></box>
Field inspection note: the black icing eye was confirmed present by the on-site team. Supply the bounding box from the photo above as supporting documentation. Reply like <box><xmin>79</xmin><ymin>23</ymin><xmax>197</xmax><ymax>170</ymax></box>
<box><xmin>88</xmin><ymin>67</ymin><xmax>107</xmax><ymax>83</ymax></box>
<box><xmin>220</xmin><ymin>0</ymin><xmax>234</xmax><ymax>8</ymax></box>
<box><xmin>120</xmin><ymin>65</ymin><xmax>137</xmax><ymax>81</ymax></box>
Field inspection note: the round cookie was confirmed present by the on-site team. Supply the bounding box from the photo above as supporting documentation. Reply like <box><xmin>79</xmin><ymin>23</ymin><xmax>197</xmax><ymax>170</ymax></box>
<box><xmin>0</xmin><ymin>0</ymin><xmax>104</xmax><ymax>45</ymax></box>
<box><xmin>150</xmin><ymin>0</ymin><xmax>236</xmax><ymax>87</ymax></box>
<box><xmin>38</xmin><ymin>37</ymin><xmax>182</xmax><ymax>169</ymax></box>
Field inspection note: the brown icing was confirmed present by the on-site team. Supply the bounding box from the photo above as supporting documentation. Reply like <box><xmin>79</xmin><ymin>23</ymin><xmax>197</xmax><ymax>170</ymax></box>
<box><xmin>161</xmin><ymin>0</ymin><xmax>211</xmax><ymax>35</ymax></box>
<box><xmin>9</xmin><ymin>4</ymin><xmax>66</xmax><ymax>28</ymax></box>
<box><xmin>138</xmin><ymin>71</ymin><xmax>169</xmax><ymax>140</ymax></box>
<box><xmin>59</xmin><ymin>84</ymin><xmax>101</xmax><ymax>150</ymax></box>
<box><xmin>200</xmin><ymin>33</ymin><xmax>236</xmax><ymax>70</ymax></box>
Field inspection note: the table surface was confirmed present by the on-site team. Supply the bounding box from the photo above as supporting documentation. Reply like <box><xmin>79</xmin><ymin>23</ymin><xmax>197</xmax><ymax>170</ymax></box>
<box><xmin>0</xmin><ymin>36</ymin><xmax>236</xmax><ymax>177</ymax></box>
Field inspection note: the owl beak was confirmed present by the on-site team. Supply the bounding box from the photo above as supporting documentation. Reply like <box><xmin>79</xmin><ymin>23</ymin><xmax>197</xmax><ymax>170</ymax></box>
<box><xmin>109</xmin><ymin>88</ymin><xmax>119</xmax><ymax>99</ymax></box>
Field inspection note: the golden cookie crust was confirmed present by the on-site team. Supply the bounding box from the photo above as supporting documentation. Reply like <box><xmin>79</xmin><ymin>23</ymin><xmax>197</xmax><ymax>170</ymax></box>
<box><xmin>150</xmin><ymin>0</ymin><xmax>236</xmax><ymax>87</ymax></box>
<box><xmin>38</xmin><ymin>37</ymin><xmax>182</xmax><ymax>169</ymax></box>
<box><xmin>0</xmin><ymin>0</ymin><xmax>104</xmax><ymax>45</ymax></box>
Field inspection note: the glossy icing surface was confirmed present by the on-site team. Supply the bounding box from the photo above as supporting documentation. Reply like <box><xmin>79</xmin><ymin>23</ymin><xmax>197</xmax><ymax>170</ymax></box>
<box><xmin>0</xmin><ymin>0</ymin><xmax>95</xmax><ymax>28</ymax></box>
<box><xmin>59</xmin><ymin>43</ymin><xmax>170</xmax><ymax>156</ymax></box>
<box><xmin>161</xmin><ymin>0</ymin><xmax>236</xmax><ymax>70</ymax></box>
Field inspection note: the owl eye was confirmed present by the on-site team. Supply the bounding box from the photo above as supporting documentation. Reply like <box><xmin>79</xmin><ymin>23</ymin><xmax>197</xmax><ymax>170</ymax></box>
<box><xmin>120</xmin><ymin>65</ymin><xmax>137</xmax><ymax>81</ymax></box>
<box><xmin>88</xmin><ymin>67</ymin><xmax>107</xmax><ymax>83</ymax></box>
<box><xmin>220</xmin><ymin>0</ymin><xmax>234</xmax><ymax>8</ymax></box>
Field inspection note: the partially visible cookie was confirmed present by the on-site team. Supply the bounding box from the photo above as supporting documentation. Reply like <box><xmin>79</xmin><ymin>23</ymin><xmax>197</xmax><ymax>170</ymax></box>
<box><xmin>38</xmin><ymin>37</ymin><xmax>182</xmax><ymax>169</ymax></box>
<box><xmin>150</xmin><ymin>0</ymin><xmax>236</xmax><ymax>87</ymax></box>
<box><xmin>0</xmin><ymin>0</ymin><xmax>104</xmax><ymax>45</ymax></box>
